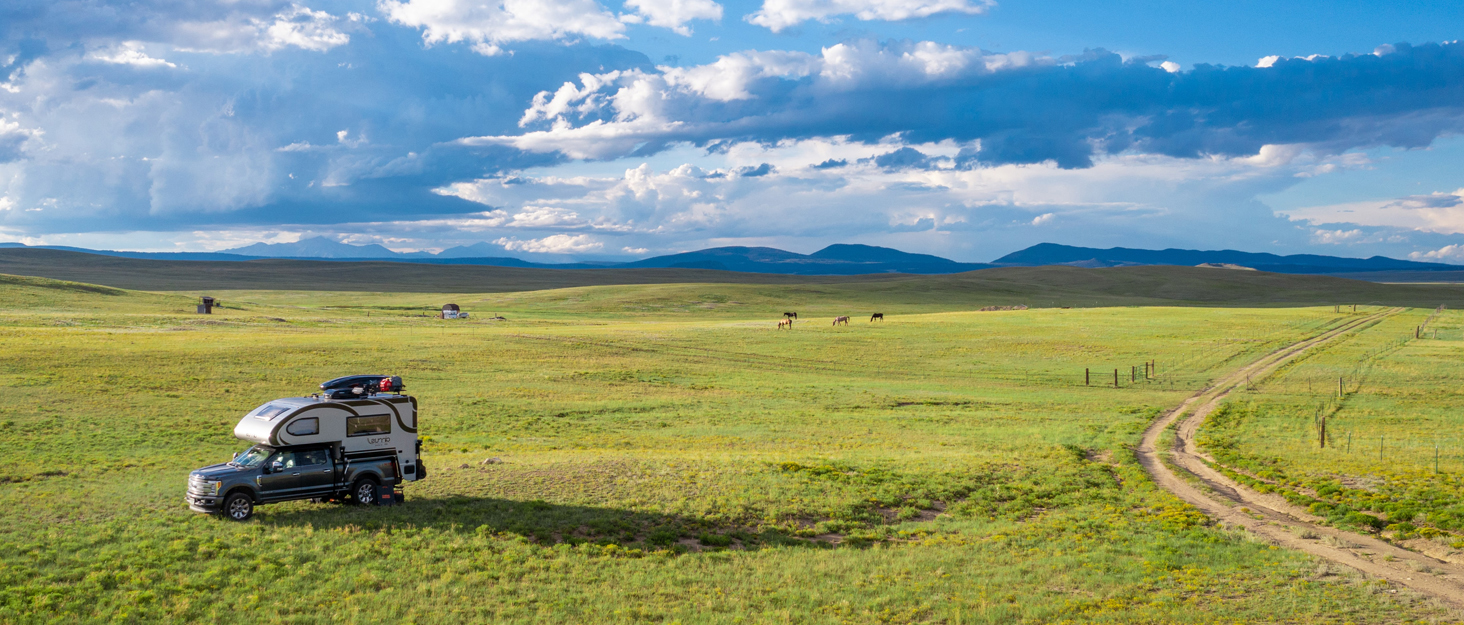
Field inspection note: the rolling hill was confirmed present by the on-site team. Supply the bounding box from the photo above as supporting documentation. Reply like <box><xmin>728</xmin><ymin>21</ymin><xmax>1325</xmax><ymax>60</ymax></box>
<box><xmin>3</xmin><ymin>247</ymin><xmax>1463</xmax><ymax>308</ymax></box>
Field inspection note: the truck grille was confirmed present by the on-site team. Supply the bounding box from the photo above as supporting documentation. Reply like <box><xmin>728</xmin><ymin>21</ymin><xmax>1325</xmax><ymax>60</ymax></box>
<box><xmin>187</xmin><ymin>474</ymin><xmax>211</xmax><ymax>496</ymax></box>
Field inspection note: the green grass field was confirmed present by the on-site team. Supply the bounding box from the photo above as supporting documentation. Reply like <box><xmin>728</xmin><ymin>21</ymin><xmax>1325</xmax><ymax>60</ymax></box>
<box><xmin>1198</xmin><ymin>306</ymin><xmax>1464</xmax><ymax>550</ymax></box>
<box><xmin>0</xmin><ymin>273</ymin><xmax>1458</xmax><ymax>622</ymax></box>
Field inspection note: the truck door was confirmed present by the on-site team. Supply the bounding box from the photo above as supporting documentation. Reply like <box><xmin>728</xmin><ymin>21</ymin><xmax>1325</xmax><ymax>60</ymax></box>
<box><xmin>257</xmin><ymin>450</ymin><xmax>300</xmax><ymax>501</ymax></box>
<box><xmin>294</xmin><ymin>447</ymin><xmax>336</xmax><ymax>497</ymax></box>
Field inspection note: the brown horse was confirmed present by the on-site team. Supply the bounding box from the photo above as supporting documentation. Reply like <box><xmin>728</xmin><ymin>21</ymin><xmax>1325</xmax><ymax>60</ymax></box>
<box><xmin>833</xmin><ymin>316</ymin><xmax>850</xmax><ymax>326</ymax></box>
<box><xmin>778</xmin><ymin>319</ymin><xmax>793</xmax><ymax>330</ymax></box>
<box><xmin>870</xmin><ymin>313</ymin><xmax>884</xmax><ymax>322</ymax></box>
<box><xmin>783</xmin><ymin>312</ymin><xmax>798</xmax><ymax>319</ymax></box>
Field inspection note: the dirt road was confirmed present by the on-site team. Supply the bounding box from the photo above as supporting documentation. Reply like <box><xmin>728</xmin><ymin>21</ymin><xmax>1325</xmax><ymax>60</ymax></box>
<box><xmin>1138</xmin><ymin>308</ymin><xmax>1464</xmax><ymax>610</ymax></box>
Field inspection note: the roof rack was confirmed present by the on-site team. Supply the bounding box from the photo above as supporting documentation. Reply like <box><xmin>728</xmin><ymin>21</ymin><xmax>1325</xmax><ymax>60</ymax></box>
<box><xmin>319</xmin><ymin>375</ymin><xmax>405</xmax><ymax>399</ymax></box>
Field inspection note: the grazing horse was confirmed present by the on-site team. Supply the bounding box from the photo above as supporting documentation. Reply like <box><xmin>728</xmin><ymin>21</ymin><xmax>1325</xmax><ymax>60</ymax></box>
<box><xmin>778</xmin><ymin>319</ymin><xmax>793</xmax><ymax>330</ymax></box>
<box><xmin>783</xmin><ymin>312</ymin><xmax>798</xmax><ymax>319</ymax></box>
<box><xmin>833</xmin><ymin>316</ymin><xmax>850</xmax><ymax>326</ymax></box>
<box><xmin>870</xmin><ymin>313</ymin><xmax>884</xmax><ymax>322</ymax></box>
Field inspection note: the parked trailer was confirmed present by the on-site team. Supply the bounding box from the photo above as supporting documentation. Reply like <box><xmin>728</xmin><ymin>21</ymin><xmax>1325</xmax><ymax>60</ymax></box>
<box><xmin>186</xmin><ymin>375</ymin><xmax>426</xmax><ymax>520</ymax></box>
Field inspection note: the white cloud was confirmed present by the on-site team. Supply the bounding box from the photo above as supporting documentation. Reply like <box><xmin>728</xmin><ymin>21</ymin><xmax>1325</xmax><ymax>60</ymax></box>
<box><xmin>0</xmin><ymin>118</ymin><xmax>42</xmax><ymax>163</ymax></box>
<box><xmin>1411</xmin><ymin>244</ymin><xmax>1464</xmax><ymax>261</ymax></box>
<box><xmin>1311</xmin><ymin>228</ymin><xmax>1363</xmax><ymax>244</ymax></box>
<box><xmin>622</xmin><ymin>246</ymin><xmax>650</xmax><ymax>254</ymax></box>
<box><xmin>162</xmin><ymin>4</ymin><xmax>352</xmax><ymax>54</ymax></box>
<box><xmin>426</xmin><ymin>140</ymin><xmax>1351</xmax><ymax>258</ymax></box>
<box><xmin>746</xmin><ymin>0</ymin><xmax>994</xmax><ymax>32</ymax></box>
<box><xmin>624</xmin><ymin>0</ymin><xmax>724</xmax><ymax>35</ymax></box>
<box><xmin>1280</xmin><ymin>189</ymin><xmax>1464</xmax><ymax>234</ymax></box>
<box><xmin>1159</xmin><ymin>61</ymin><xmax>1180</xmax><ymax>73</ymax></box>
<box><xmin>470</xmin><ymin>40</ymin><xmax>1039</xmax><ymax>159</ymax></box>
<box><xmin>379</xmin><ymin>0</ymin><xmax>626</xmax><ymax>55</ymax></box>
<box><xmin>88</xmin><ymin>42</ymin><xmax>177</xmax><ymax>68</ymax></box>
<box><xmin>264</xmin><ymin>5</ymin><xmax>352</xmax><ymax>52</ymax></box>
<box><xmin>1257</xmin><ymin>55</ymin><xmax>1279</xmax><ymax>68</ymax></box>
<box><xmin>494</xmin><ymin>233</ymin><xmax>603</xmax><ymax>253</ymax></box>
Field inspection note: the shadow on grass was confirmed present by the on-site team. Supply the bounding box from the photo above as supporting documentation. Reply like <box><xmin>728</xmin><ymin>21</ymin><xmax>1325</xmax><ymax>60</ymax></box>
<box><xmin>254</xmin><ymin>494</ymin><xmax>839</xmax><ymax>552</ymax></box>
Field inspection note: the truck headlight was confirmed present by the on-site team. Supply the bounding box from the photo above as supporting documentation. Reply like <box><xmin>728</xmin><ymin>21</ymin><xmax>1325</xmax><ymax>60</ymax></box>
<box><xmin>205</xmin><ymin>480</ymin><xmax>221</xmax><ymax>495</ymax></box>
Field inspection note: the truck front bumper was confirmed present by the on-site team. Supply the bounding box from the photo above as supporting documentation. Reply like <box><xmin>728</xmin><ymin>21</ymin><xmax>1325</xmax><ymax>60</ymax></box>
<box><xmin>186</xmin><ymin>495</ymin><xmax>221</xmax><ymax>514</ymax></box>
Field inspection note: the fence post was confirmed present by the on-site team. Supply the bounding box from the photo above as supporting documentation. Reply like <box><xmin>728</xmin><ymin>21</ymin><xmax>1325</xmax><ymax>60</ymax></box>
<box><xmin>1086</xmin><ymin>368</ymin><xmax>1090</xmax><ymax>386</ymax></box>
<box><xmin>1114</xmin><ymin>369</ymin><xmax>1119</xmax><ymax>388</ymax></box>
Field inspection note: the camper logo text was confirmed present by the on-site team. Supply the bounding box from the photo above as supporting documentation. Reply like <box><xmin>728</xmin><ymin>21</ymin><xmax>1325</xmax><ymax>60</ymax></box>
<box><xmin>369</xmin><ymin>436</ymin><xmax>391</xmax><ymax>446</ymax></box>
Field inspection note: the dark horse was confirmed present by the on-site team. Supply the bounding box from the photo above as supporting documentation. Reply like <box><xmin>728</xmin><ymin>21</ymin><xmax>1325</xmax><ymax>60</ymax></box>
<box><xmin>870</xmin><ymin>313</ymin><xmax>884</xmax><ymax>322</ymax></box>
<box><xmin>783</xmin><ymin>312</ymin><xmax>798</xmax><ymax>319</ymax></box>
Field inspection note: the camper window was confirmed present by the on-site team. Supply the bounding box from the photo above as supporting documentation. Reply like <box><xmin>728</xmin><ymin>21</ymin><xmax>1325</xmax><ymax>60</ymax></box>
<box><xmin>286</xmin><ymin>417</ymin><xmax>319</xmax><ymax>436</ymax></box>
<box><xmin>253</xmin><ymin>404</ymin><xmax>290</xmax><ymax>420</ymax></box>
<box><xmin>346</xmin><ymin>415</ymin><xmax>391</xmax><ymax>437</ymax></box>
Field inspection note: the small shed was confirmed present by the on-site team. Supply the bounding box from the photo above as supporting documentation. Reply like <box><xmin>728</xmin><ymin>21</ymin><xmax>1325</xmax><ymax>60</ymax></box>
<box><xmin>197</xmin><ymin>296</ymin><xmax>217</xmax><ymax>315</ymax></box>
<box><xmin>441</xmin><ymin>303</ymin><xmax>463</xmax><ymax>319</ymax></box>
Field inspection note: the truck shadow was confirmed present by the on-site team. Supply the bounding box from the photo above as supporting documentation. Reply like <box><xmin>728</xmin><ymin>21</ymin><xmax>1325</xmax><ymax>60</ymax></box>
<box><xmin>256</xmin><ymin>495</ymin><xmax>845</xmax><ymax>552</ymax></box>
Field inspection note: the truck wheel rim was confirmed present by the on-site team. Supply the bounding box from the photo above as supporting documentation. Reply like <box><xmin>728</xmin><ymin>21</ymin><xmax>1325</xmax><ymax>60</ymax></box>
<box><xmin>228</xmin><ymin>498</ymin><xmax>251</xmax><ymax>519</ymax></box>
<box><xmin>357</xmin><ymin>483</ymin><xmax>374</xmax><ymax>503</ymax></box>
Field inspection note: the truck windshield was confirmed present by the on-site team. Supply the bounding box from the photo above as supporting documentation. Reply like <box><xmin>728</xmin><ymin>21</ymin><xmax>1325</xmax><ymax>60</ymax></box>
<box><xmin>231</xmin><ymin>445</ymin><xmax>274</xmax><ymax>468</ymax></box>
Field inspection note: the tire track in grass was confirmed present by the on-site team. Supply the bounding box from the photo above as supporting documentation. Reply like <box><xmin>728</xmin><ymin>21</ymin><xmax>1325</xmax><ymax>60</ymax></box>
<box><xmin>1139</xmin><ymin>307</ymin><xmax>1464</xmax><ymax>611</ymax></box>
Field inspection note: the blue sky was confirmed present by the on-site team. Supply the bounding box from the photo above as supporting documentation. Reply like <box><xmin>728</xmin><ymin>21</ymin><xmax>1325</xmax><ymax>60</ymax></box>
<box><xmin>2</xmin><ymin>0</ymin><xmax>1464</xmax><ymax>262</ymax></box>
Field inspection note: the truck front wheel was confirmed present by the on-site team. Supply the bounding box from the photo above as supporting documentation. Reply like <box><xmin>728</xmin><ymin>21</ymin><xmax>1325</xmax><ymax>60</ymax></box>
<box><xmin>223</xmin><ymin>492</ymin><xmax>254</xmax><ymax>521</ymax></box>
<box><xmin>352</xmin><ymin>478</ymin><xmax>378</xmax><ymax>506</ymax></box>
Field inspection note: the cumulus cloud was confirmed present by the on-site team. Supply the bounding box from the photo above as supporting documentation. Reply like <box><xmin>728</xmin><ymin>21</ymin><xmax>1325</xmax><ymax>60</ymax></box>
<box><xmin>262</xmin><ymin>4</ymin><xmax>352</xmax><ymax>52</ymax></box>
<box><xmin>0</xmin><ymin>13</ymin><xmax>653</xmax><ymax>235</ymax></box>
<box><xmin>422</xmin><ymin>139</ymin><xmax>1373</xmax><ymax>258</ymax></box>
<box><xmin>471</xmin><ymin>40</ymin><xmax>1038</xmax><ymax>159</ymax></box>
<box><xmin>1311</xmin><ymin>228</ymin><xmax>1363</xmax><ymax>244</ymax></box>
<box><xmin>747</xmin><ymin>0</ymin><xmax>994</xmax><ymax>33</ymax></box>
<box><xmin>87</xmin><ymin>41</ymin><xmax>177</xmax><ymax>68</ymax></box>
<box><xmin>624</xmin><ymin>0</ymin><xmax>723</xmax><ymax>35</ymax></box>
<box><xmin>495</xmin><ymin>233</ymin><xmax>603</xmax><ymax>253</ymax></box>
<box><xmin>120</xmin><ymin>3</ymin><xmax>354</xmax><ymax>54</ymax></box>
<box><xmin>1281</xmin><ymin>189</ymin><xmax>1464</xmax><ymax>235</ymax></box>
<box><xmin>0</xmin><ymin>118</ymin><xmax>42</xmax><ymax>163</ymax></box>
<box><xmin>379</xmin><ymin>0</ymin><xmax>626</xmax><ymax>55</ymax></box>
<box><xmin>1411</xmin><ymin>244</ymin><xmax>1464</xmax><ymax>261</ymax></box>
<box><xmin>472</xmin><ymin>40</ymin><xmax>1464</xmax><ymax>168</ymax></box>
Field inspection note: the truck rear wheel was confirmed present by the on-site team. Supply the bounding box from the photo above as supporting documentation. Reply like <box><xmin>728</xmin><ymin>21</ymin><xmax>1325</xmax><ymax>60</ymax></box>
<box><xmin>223</xmin><ymin>492</ymin><xmax>254</xmax><ymax>521</ymax></box>
<box><xmin>352</xmin><ymin>478</ymin><xmax>378</xmax><ymax>506</ymax></box>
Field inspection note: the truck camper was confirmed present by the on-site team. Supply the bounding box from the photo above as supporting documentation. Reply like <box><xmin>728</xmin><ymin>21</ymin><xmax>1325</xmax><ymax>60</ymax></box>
<box><xmin>186</xmin><ymin>375</ymin><xmax>427</xmax><ymax>521</ymax></box>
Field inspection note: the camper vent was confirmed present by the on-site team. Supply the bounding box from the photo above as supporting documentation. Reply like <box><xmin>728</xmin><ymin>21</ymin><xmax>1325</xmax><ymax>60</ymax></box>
<box><xmin>319</xmin><ymin>375</ymin><xmax>405</xmax><ymax>399</ymax></box>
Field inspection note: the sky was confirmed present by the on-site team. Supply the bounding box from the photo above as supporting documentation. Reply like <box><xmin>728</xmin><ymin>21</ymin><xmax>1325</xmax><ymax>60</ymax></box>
<box><xmin>2</xmin><ymin>0</ymin><xmax>1464</xmax><ymax>262</ymax></box>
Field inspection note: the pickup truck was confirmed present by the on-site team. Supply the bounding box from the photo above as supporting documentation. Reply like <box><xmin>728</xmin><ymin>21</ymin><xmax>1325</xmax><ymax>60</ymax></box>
<box><xmin>187</xmin><ymin>442</ymin><xmax>405</xmax><ymax>520</ymax></box>
<box><xmin>187</xmin><ymin>375</ymin><xmax>425</xmax><ymax>521</ymax></box>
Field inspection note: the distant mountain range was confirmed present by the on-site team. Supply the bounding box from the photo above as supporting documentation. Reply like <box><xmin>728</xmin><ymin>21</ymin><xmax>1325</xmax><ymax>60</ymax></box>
<box><xmin>994</xmin><ymin>243</ymin><xmax>1459</xmax><ymax>274</ymax></box>
<box><xmin>2</xmin><ymin>239</ymin><xmax>1459</xmax><ymax>276</ymax></box>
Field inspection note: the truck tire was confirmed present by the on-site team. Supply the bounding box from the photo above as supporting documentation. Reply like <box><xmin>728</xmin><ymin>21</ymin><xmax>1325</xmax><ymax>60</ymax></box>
<box><xmin>223</xmin><ymin>492</ymin><xmax>254</xmax><ymax>521</ymax></box>
<box><xmin>352</xmin><ymin>478</ymin><xmax>378</xmax><ymax>506</ymax></box>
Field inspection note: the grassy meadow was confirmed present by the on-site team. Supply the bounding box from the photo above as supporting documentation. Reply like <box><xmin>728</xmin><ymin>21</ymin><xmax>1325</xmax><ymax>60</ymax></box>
<box><xmin>0</xmin><ymin>273</ymin><xmax>1457</xmax><ymax>622</ymax></box>
<box><xmin>1199</xmin><ymin>306</ymin><xmax>1464</xmax><ymax>549</ymax></box>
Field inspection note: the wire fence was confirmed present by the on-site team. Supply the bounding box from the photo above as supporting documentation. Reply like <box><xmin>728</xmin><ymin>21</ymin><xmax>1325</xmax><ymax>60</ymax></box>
<box><xmin>1258</xmin><ymin>305</ymin><xmax>1462</xmax><ymax>473</ymax></box>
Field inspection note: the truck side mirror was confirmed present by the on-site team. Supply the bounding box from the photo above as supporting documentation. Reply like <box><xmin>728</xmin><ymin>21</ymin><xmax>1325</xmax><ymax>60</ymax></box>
<box><xmin>269</xmin><ymin>461</ymin><xmax>283</xmax><ymax>474</ymax></box>
<box><xmin>233</xmin><ymin>452</ymin><xmax>239</xmax><ymax>460</ymax></box>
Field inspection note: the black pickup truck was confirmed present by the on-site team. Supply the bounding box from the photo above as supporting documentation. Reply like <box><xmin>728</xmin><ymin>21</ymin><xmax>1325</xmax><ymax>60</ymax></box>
<box><xmin>187</xmin><ymin>443</ymin><xmax>404</xmax><ymax>520</ymax></box>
